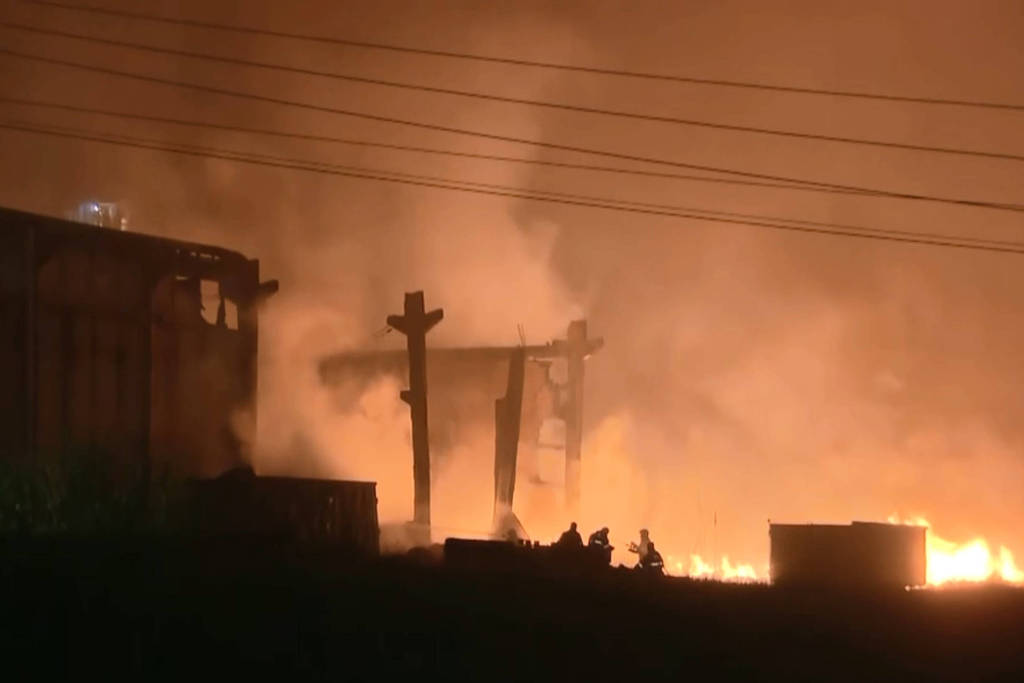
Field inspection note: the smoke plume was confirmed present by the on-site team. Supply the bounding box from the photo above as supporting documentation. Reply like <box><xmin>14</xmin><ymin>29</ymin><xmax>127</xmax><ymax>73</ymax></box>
<box><xmin>2</xmin><ymin>0</ymin><xmax>1023</xmax><ymax>573</ymax></box>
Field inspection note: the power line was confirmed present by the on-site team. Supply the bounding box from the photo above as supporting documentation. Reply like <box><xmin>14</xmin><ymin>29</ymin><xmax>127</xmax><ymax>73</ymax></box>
<box><xmin>3</xmin><ymin>118</ymin><xmax>1023</xmax><ymax>255</ymax></box>
<box><xmin>0</xmin><ymin>46</ymin><xmax>831</xmax><ymax>192</ymax></box>
<box><xmin>22</xmin><ymin>0</ymin><xmax>1024</xmax><ymax>113</ymax></box>
<box><xmin>0</xmin><ymin>95</ymin><xmax>879</xmax><ymax>198</ymax></box>
<box><xmin>4</xmin><ymin>20</ymin><xmax>1022</xmax><ymax>163</ymax></box>
<box><xmin>2</xmin><ymin>48</ymin><xmax>1021</xmax><ymax>214</ymax></box>
<box><xmin>520</xmin><ymin>188</ymin><xmax>1024</xmax><ymax>249</ymax></box>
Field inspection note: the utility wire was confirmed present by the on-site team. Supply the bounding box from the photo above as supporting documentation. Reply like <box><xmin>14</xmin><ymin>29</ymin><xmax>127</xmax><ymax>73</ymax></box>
<box><xmin>4</xmin><ymin>20</ymin><xmax>1021</xmax><ymax>163</ymax></box>
<box><xmin>0</xmin><ymin>46</ymin><xmax>834</xmax><ymax>193</ymax></box>
<box><xmin>0</xmin><ymin>96</ymin><xmax>880</xmax><ymax>198</ymax></box>
<box><xmin>22</xmin><ymin>0</ymin><xmax>1024</xmax><ymax>112</ymax></box>
<box><xmin>1</xmin><ymin>47</ymin><xmax>1021</xmax><ymax>214</ymax></box>
<box><xmin>517</xmin><ymin>187</ymin><xmax>1024</xmax><ymax>248</ymax></box>
<box><xmin>9</xmin><ymin>117</ymin><xmax>1024</xmax><ymax>251</ymax></box>
<box><xmin>4</xmin><ymin>118</ymin><xmax>1024</xmax><ymax>255</ymax></box>
<box><xmin>4</xmin><ymin>113</ymin><xmax>1013</xmax><ymax>247</ymax></box>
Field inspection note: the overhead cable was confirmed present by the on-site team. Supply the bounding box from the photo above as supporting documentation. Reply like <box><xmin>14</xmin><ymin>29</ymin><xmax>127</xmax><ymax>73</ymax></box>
<box><xmin>4</xmin><ymin>20</ymin><xmax>1021</xmax><ymax>162</ymax></box>
<box><xmin>22</xmin><ymin>0</ymin><xmax>1024</xmax><ymax>112</ymax></box>
<box><xmin>4</xmin><ymin>118</ymin><xmax>1024</xmax><ymax>255</ymax></box>
<box><xmin>1</xmin><ymin>48</ymin><xmax>1020</xmax><ymax>213</ymax></box>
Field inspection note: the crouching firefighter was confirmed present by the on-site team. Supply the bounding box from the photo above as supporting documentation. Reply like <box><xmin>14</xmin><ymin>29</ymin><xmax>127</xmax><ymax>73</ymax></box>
<box><xmin>587</xmin><ymin>527</ymin><xmax>613</xmax><ymax>564</ymax></box>
<box><xmin>639</xmin><ymin>542</ymin><xmax>665</xmax><ymax>575</ymax></box>
<box><xmin>555</xmin><ymin>522</ymin><xmax>583</xmax><ymax>549</ymax></box>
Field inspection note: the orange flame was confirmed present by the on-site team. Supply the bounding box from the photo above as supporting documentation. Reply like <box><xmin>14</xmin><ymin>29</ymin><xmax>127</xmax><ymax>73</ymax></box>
<box><xmin>664</xmin><ymin>553</ymin><xmax>762</xmax><ymax>582</ymax></box>
<box><xmin>889</xmin><ymin>515</ymin><xmax>1024</xmax><ymax>585</ymax></box>
<box><xmin>720</xmin><ymin>556</ymin><xmax>759</xmax><ymax>581</ymax></box>
<box><xmin>666</xmin><ymin>519</ymin><xmax>1023</xmax><ymax>587</ymax></box>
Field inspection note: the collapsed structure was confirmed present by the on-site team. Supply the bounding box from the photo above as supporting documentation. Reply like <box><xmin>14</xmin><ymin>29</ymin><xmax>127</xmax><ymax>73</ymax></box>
<box><xmin>770</xmin><ymin>521</ymin><xmax>927</xmax><ymax>588</ymax></box>
<box><xmin>319</xmin><ymin>299</ymin><xmax>603</xmax><ymax>541</ymax></box>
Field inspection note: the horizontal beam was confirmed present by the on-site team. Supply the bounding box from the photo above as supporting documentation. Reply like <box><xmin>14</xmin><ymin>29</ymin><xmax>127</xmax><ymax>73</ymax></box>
<box><xmin>319</xmin><ymin>340</ymin><xmax>603</xmax><ymax>379</ymax></box>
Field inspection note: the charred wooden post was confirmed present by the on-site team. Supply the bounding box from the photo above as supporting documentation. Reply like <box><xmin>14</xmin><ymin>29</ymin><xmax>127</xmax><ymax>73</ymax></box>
<box><xmin>562</xmin><ymin>320</ymin><xmax>602</xmax><ymax>514</ymax></box>
<box><xmin>387</xmin><ymin>291</ymin><xmax>443</xmax><ymax>533</ymax></box>
<box><xmin>493</xmin><ymin>346</ymin><xmax>525</xmax><ymax>530</ymax></box>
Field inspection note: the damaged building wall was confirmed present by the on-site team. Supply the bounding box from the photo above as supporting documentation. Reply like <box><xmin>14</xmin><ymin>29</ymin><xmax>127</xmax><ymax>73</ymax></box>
<box><xmin>149</xmin><ymin>273</ymin><xmax>254</xmax><ymax>477</ymax></box>
<box><xmin>0</xmin><ymin>206</ymin><xmax>270</xmax><ymax>479</ymax></box>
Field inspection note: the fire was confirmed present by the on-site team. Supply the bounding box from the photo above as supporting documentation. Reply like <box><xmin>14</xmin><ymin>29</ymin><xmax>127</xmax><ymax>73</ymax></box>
<box><xmin>721</xmin><ymin>556</ymin><xmax>759</xmax><ymax>581</ymax></box>
<box><xmin>664</xmin><ymin>518</ymin><xmax>1024</xmax><ymax>587</ymax></box>
<box><xmin>889</xmin><ymin>515</ymin><xmax>1024</xmax><ymax>585</ymax></box>
<box><xmin>664</xmin><ymin>553</ymin><xmax>761</xmax><ymax>582</ymax></box>
<box><xmin>688</xmin><ymin>554</ymin><xmax>715</xmax><ymax>578</ymax></box>
<box><xmin>999</xmin><ymin>547</ymin><xmax>1024</xmax><ymax>583</ymax></box>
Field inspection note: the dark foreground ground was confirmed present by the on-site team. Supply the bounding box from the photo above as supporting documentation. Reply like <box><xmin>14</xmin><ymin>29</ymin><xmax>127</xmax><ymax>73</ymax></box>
<box><xmin>2</xmin><ymin>538</ymin><xmax>1024</xmax><ymax>681</ymax></box>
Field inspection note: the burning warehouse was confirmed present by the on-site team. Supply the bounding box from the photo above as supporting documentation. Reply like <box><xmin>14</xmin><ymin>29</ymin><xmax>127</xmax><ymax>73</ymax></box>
<box><xmin>4</xmin><ymin>1</ymin><xmax>1024</xmax><ymax>676</ymax></box>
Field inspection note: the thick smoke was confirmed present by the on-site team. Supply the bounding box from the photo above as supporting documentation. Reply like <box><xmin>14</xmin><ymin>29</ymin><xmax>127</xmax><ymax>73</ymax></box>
<box><xmin>1</xmin><ymin>0</ymin><xmax>1023</xmax><ymax>572</ymax></box>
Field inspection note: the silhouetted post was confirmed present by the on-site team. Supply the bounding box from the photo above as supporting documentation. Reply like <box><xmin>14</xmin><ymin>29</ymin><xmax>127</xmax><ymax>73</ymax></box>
<box><xmin>493</xmin><ymin>346</ymin><xmax>525</xmax><ymax>529</ymax></box>
<box><xmin>387</xmin><ymin>291</ymin><xmax>443</xmax><ymax>533</ymax></box>
<box><xmin>562</xmin><ymin>320</ymin><xmax>602</xmax><ymax>515</ymax></box>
